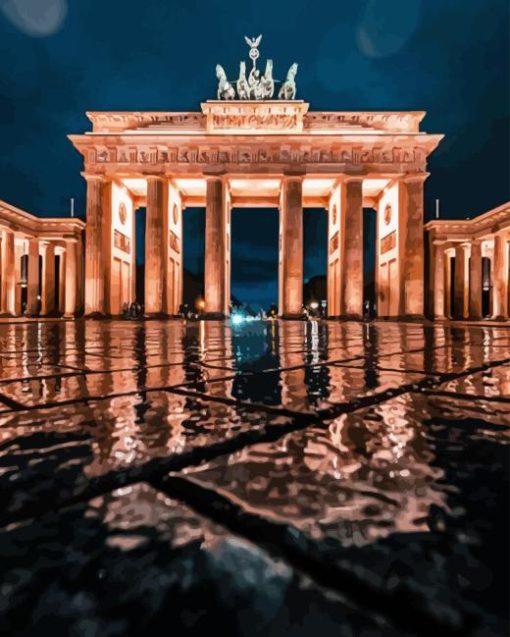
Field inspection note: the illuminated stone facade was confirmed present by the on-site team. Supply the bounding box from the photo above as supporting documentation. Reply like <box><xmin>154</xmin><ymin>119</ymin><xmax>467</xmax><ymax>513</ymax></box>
<box><xmin>69</xmin><ymin>101</ymin><xmax>443</xmax><ymax>318</ymax></box>
<box><xmin>0</xmin><ymin>200</ymin><xmax>84</xmax><ymax>317</ymax></box>
<box><xmin>426</xmin><ymin>201</ymin><xmax>510</xmax><ymax>320</ymax></box>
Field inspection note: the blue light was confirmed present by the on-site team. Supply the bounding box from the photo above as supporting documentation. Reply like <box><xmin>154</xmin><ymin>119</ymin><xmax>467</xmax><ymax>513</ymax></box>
<box><xmin>231</xmin><ymin>314</ymin><xmax>245</xmax><ymax>325</ymax></box>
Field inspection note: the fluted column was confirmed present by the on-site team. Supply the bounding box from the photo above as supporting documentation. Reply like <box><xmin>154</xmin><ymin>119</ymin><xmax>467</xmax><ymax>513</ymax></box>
<box><xmin>145</xmin><ymin>176</ymin><xmax>167</xmax><ymax>315</ymax></box>
<box><xmin>493</xmin><ymin>233</ymin><xmax>509</xmax><ymax>319</ymax></box>
<box><xmin>0</xmin><ymin>232</ymin><xmax>7</xmax><ymax>315</ymax></box>
<box><xmin>64</xmin><ymin>238</ymin><xmax>77</xmax><ymax>317</ymax></box>
<box><xmin>432</xmin><ymin>242</ymin><xmax>446</xmax><ymax>319</ymax></box>
<box><xmin>41</xmin><ymin>242</ymin><xmax>56</xmax><ymax>315</ymax></box>
<box><xmin>0</xmin><ymin>231</ymin><xmax>15</xmax><ymax>315</ymax></box>
<box><xmin>279</xmin><ymin>176</ymin><xmax>303</xmax><ymax>318</ymax></box>
<box><xmin>469</xmin><ymin>239</ymin><xmax>482</xmax><ymax>320</ymax></box>
<box><xmin>26</xmin><ymin>238</ymin><xmax>40</xmax><ymax>316</ymax></box>
<box><xmin>204</xmin><ymin>176</ymin><xmax>228</xmax><ymax>318</ymax></box>
<box><xmin>84</xmin><ymin>175</ymin><xmax>107</xmax><ymax>315</ymax></box>
<box><xmin>398</xmin><ymin>175</ymin><xmax>426</xmax><ymax>317</ymax></box>
<box><xmin>340</xmin><ymin>178</ymin><xmax>363</xmax><ymax>318</ymax></box>
<box><xmin>444</xmin><ymin>249</ymin><xmax>453</xmax><ymax>319</ymax></box>
<box><xmin>453</xmin><ymin>243</ymin><xmax>468</xmax><ymax>319</ymax></box>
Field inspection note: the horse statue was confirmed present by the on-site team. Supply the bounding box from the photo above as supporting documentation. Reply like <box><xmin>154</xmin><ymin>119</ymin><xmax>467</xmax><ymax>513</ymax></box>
<box><xmin>216</xmin><ymin>64</ymin><xmax>236</xmax><ymax>100</ymax></box>
<box><xmin>236</xmin><ymin>61</ymin><xmax>250</xmax><ymax>99</ymax></box>
<box><xmin>248</xmin><ymin>66</ymin><xmax>262</xmax><ymax>99</ymax></box>
<box><xmin>278</xmin><ymin>63</ymin><xmax>298</xmax><ymax>100</ymax></box>
<box><xmin>260</xmin><ymin>59</ymin><xmax>275</xmax><ymax>99</ymax></box>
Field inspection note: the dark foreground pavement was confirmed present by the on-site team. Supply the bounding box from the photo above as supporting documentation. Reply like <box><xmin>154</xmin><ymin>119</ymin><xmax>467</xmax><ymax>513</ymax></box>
<box><xmin>0</xmin><ymin>319</ymin><xmax>508</xmax><ymax>636</ymax></box>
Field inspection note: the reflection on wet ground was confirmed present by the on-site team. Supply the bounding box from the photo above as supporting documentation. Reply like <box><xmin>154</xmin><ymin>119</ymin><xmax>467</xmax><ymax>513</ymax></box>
<box><xmin>0</xmin><ymin>319</ymin><xmax>509</xmax><ymax>636</ymax></box>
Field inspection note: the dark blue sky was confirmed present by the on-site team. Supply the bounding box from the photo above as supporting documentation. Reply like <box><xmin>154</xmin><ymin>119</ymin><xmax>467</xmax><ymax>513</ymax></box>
<box><xmin>0</xmin><ymin>0</ymin><xmax>508</xmax><ymax>308</ymax></box>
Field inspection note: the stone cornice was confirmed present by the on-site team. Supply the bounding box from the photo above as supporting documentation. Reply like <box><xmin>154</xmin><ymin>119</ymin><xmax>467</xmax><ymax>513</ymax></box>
<box><xmin>0</xmin><ymin>199</ymin><xmax>85</xmax><ymax>239</ymax></box>
<box><xmin>425</xmin><ymin>201</ymin><xmax>510</xmax><ymax>240</ymax></box>
<box><xmin>84</xmin><ymin>106</ymin><xmax>428</xmax><ymax>135</ymax></box>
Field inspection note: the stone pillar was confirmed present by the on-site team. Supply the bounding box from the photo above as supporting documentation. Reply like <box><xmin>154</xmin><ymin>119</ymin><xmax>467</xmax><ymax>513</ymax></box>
<box><xmin>84</xmin><ymin>176</ymin><xmax>107</xmax><ymax>315</ymax></box>
<box><xmin>58</xmin><ymin>249</ymin><xmax>66</xmax><ymax>314</ymax></box>
<box><xmin>25</xmin><ymin>238</ymin><xmax>39</xmax><ymax>316</ymax></box>
<box><xmin>432</xmin><ymin>242</ymin><xmax>446</xmax><ymax>319</ymax></box>
<box><xmin>14</xmin><ymin>243</ymin><xmax>22</xmax><ymax>315</ymax></box>
<box><xmin>279</xmin><ymin>176</ymin><xmax>303</xmax><ymax>318</ymax></box>
<box><xmin>75</xmin><ymin>235</ymin><xmax>84</xmax><ymax>315</ymax></box>
<box><xmin>469</xmin><ymin>240</ymin><xmax>483</xmax><ymax>320</ymax></box>
<box><xmin>42</xmin><ymin>242</ymin><xmax>56</xmax><ymax>315</ymax></box>
<box><xmin>398</xmin><ymin>175</ymin><xmax>426</xmax><ymax>317</ymax></box>
<box><xmin>340</xmin><ymin>178</ymin><xmax>363</xmax><ymax>318</ymax></box>
<box><xmin>0</xmin><ymin>231</ymin><xmax>15</xmax><ymax>315</ymax></box>
<box><xmin>204</xmin><ymin>176</ymin><xmax>228</xmax><ymax>318</ymax></box>
<box><xmin>145</xmin><ymin>176</ymin><xmax>167</xmax><ymax>315</ymax></box>
<box><xmin>493</xmin><ymin>233</ymin><xmax>509</xmax><ymax>319</ymax></box>
<box><xmin>453</xmin><ymin>243</ymin><xmax>468</xmax><ymax>319</ymax></box>
<box><xmin>444</xmin><ymin>250</ymin><xmax>453</xmax><ymax>319</ymax></box>
<box><xmin>64</xmin><ymin>239</ymin><xmax>77</xmax><ymax>317</ymax></box>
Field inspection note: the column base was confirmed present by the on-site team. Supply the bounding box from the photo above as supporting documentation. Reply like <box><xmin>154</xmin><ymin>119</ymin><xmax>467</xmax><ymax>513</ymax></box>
<box><xmin>144</xmin><ymin>312</ymin><xmax>169</xmax><ymax>320</ymax></box>
<box><xmin>85</xmin><ymin>311</ymin><xmax>108</xmax><ymax>320</ymax></box>
<box><xmin>202</xmin><ymin>312</ymin><xmax>227</xmax><ymax>320</ymax></box>
<box><xmin>280</xmin><ymin>313</ymin><xmax>306</xmax><ymax>320</ymax></box>
<box><xmin>491</xmin><ymin>315</ymin><xmax>509</xmax><ymax>322</ymax></box>
<box><xmin>339</xmin><ymin>313</ymin><xmax>364</xmax><ymax>321</ymax></box>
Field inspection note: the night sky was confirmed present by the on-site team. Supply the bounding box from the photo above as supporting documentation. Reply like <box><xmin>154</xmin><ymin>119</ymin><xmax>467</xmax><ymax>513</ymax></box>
<box><xmin>0</xmin><ymin>0</ymin><xmax>508</xmax><ymax>308</ymax></box>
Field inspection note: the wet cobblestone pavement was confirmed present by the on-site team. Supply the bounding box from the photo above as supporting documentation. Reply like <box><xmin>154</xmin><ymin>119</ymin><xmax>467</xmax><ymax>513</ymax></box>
<box><xmin>0</xmin><ymin>319</ymin><xmax>509</xmax><ymax>636</ymax></box>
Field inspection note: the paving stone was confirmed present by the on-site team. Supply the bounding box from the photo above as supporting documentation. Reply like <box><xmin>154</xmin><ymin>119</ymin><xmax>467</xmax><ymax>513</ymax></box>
<box><xmin>183</xmin><ymin>392</ymin><xmax>509</xmax><ymax>634</ymax></box>
<box><xmin>0</xmin><ymin>483</ymin><xmax>399</xmax><ymax>636</ymax></box>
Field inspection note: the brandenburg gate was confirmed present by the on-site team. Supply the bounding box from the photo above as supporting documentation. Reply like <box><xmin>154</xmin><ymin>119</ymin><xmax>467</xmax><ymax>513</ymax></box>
<box><xmin>69</xmin><ymin>38</ymin><xmax>443</xmax><ymax>319</ymax></box>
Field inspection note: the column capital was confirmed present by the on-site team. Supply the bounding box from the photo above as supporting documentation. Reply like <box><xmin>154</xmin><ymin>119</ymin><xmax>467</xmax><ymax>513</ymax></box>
<box><xmin>145</xmin><ymin>174</ymin><xmax>167</xmax><ymax>183</ymax></box>
<box><xmin>81</xmin><ymin>172</ymin><xmax>106</xmax><ymax>183</ymax></box>
<box><xmin>203</xmin><ymin>170</ymin><xmax>227</xmax><ymax>180</ymax></box>
<box><xmin>400</xmin><ymin>172</ymin><xmax>430</xmax><ymax>184</ymax></box>
<box><xmin>342</xmin><ymin>175</ymin><xmax>364</xmax><ymax>184</ymax></box>
<box><xmin>282</xmin><ymin>171</ymin><xmax>305</xmax><ymax>181</ymax></box>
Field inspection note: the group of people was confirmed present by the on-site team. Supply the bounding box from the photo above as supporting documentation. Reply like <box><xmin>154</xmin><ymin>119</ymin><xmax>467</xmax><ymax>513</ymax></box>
<box><xmin>121</xmin><ymin>301</ymin><xmax>144</xmax><ymax>319</ymax></box>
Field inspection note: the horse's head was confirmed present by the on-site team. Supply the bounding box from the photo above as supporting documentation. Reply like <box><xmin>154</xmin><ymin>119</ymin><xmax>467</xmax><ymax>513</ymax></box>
<box><xmin>216</xmin><ymin>64</ymin><xmax>226</xmax><ymax>81</ymax></box>
<box><xmin>288</xmin><ymin>63</ymin><xmax>298</xmax><ymax>80</ymax></box>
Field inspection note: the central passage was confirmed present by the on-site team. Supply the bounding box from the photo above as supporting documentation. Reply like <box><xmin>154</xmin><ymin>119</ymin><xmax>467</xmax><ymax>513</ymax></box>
<box><xmin>231</xmin><ymin>208</ymin><xmax>279</xmax><ymax>314</ymax></box>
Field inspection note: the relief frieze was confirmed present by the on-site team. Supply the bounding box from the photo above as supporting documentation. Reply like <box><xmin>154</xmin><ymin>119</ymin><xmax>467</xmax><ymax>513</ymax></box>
<box><xmin>87</xmin><ymin>143</ymin><xmax>428</xmax><ymax>170</ymax></box>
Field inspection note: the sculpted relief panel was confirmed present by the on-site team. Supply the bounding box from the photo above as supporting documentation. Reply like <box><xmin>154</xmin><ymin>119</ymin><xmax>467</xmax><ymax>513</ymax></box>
<box><xmin>86</xmin><ymin>143</ymin><xmax>428</xmax><ymax>172</ymax></box>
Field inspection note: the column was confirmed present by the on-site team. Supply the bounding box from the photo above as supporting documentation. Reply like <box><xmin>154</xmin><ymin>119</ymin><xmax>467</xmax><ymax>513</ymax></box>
<box><xmin>84</xmin><ymin>175</ymin><xmax>106</xmax><ymax>315</ymax></box>
<box><xmin>0</xmin><ymin>233</ymin><xmax>3</xmax><ymax>313</ymax></box>
<box><xmin>42</xmin><ymin>242</ymin><xmax>56</xmax><ymax>315</ymax></box>
<box><xmin>493</xmin><ymin>233</ymin><xmax>509</xmax><ymax>319</ymax></box>
<box><xmin>26</xmin><ymin>238</ymin><xmax>39</xmax><ymax>316</ymax></box>
<box><xmin>279</xmin><ymin>176</ymin><xmax>303</xmax><ymax>318</ymax></box>
<box><xmin>432</xmin><ymin>242</ymin><xmax>446</xmax><ymax>319</ymax></box>
<box><xmin>469</xmin><ymin>239</ymin><xmax>482</xmax><ymax>320</ymax></box>
<box><xmin>398</xmin><ymin>175</ymin><xmax>426</xmax><ymax>317</ymax></box>
<box><xmin>64</xmin><ymin>238</ymin><xmax>77</xmax><ymax>317</ymax></box>
<box><xmin>204</xmin><ymin>176</ymin><xmax>228</xmax><ymax>318</ymax></box>
<box><xmin>145</xmin><ymin>176</ymin><xmax>167</xmax><ymax>315</ymax></box>
<box><xmin>444</xmin><ymin>249</ymin><xmax>453</xmax><ymax>319</ymax></box>
<box><xmin>58</xmin><ymin>248</ymin><xmax>66</xmax><ymax>314</ymax></box>
<box><xmin>0</xmin><ymin>231</ymin><xmax>16</xmax><ymax>316</ymax></box>
<box><xmin>340</xmin><ymin>178</ymin><xmax>363</xmax><ymax>318</ymax></box>
<box><xmin>75</xmin><ymin>235</ymin><xmax>84</xmax><ymax>315</ymax></box>
<box><xmin>453</xmin><ymin>243</ymin><xmax>468</xmax><ymax>319</ymax></box>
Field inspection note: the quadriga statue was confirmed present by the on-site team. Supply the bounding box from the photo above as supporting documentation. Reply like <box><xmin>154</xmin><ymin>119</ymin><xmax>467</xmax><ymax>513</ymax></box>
<box><xmin>278</xmin><ymin>63</ymin><xmax>298</xmax><ymax>100</ymax></box>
